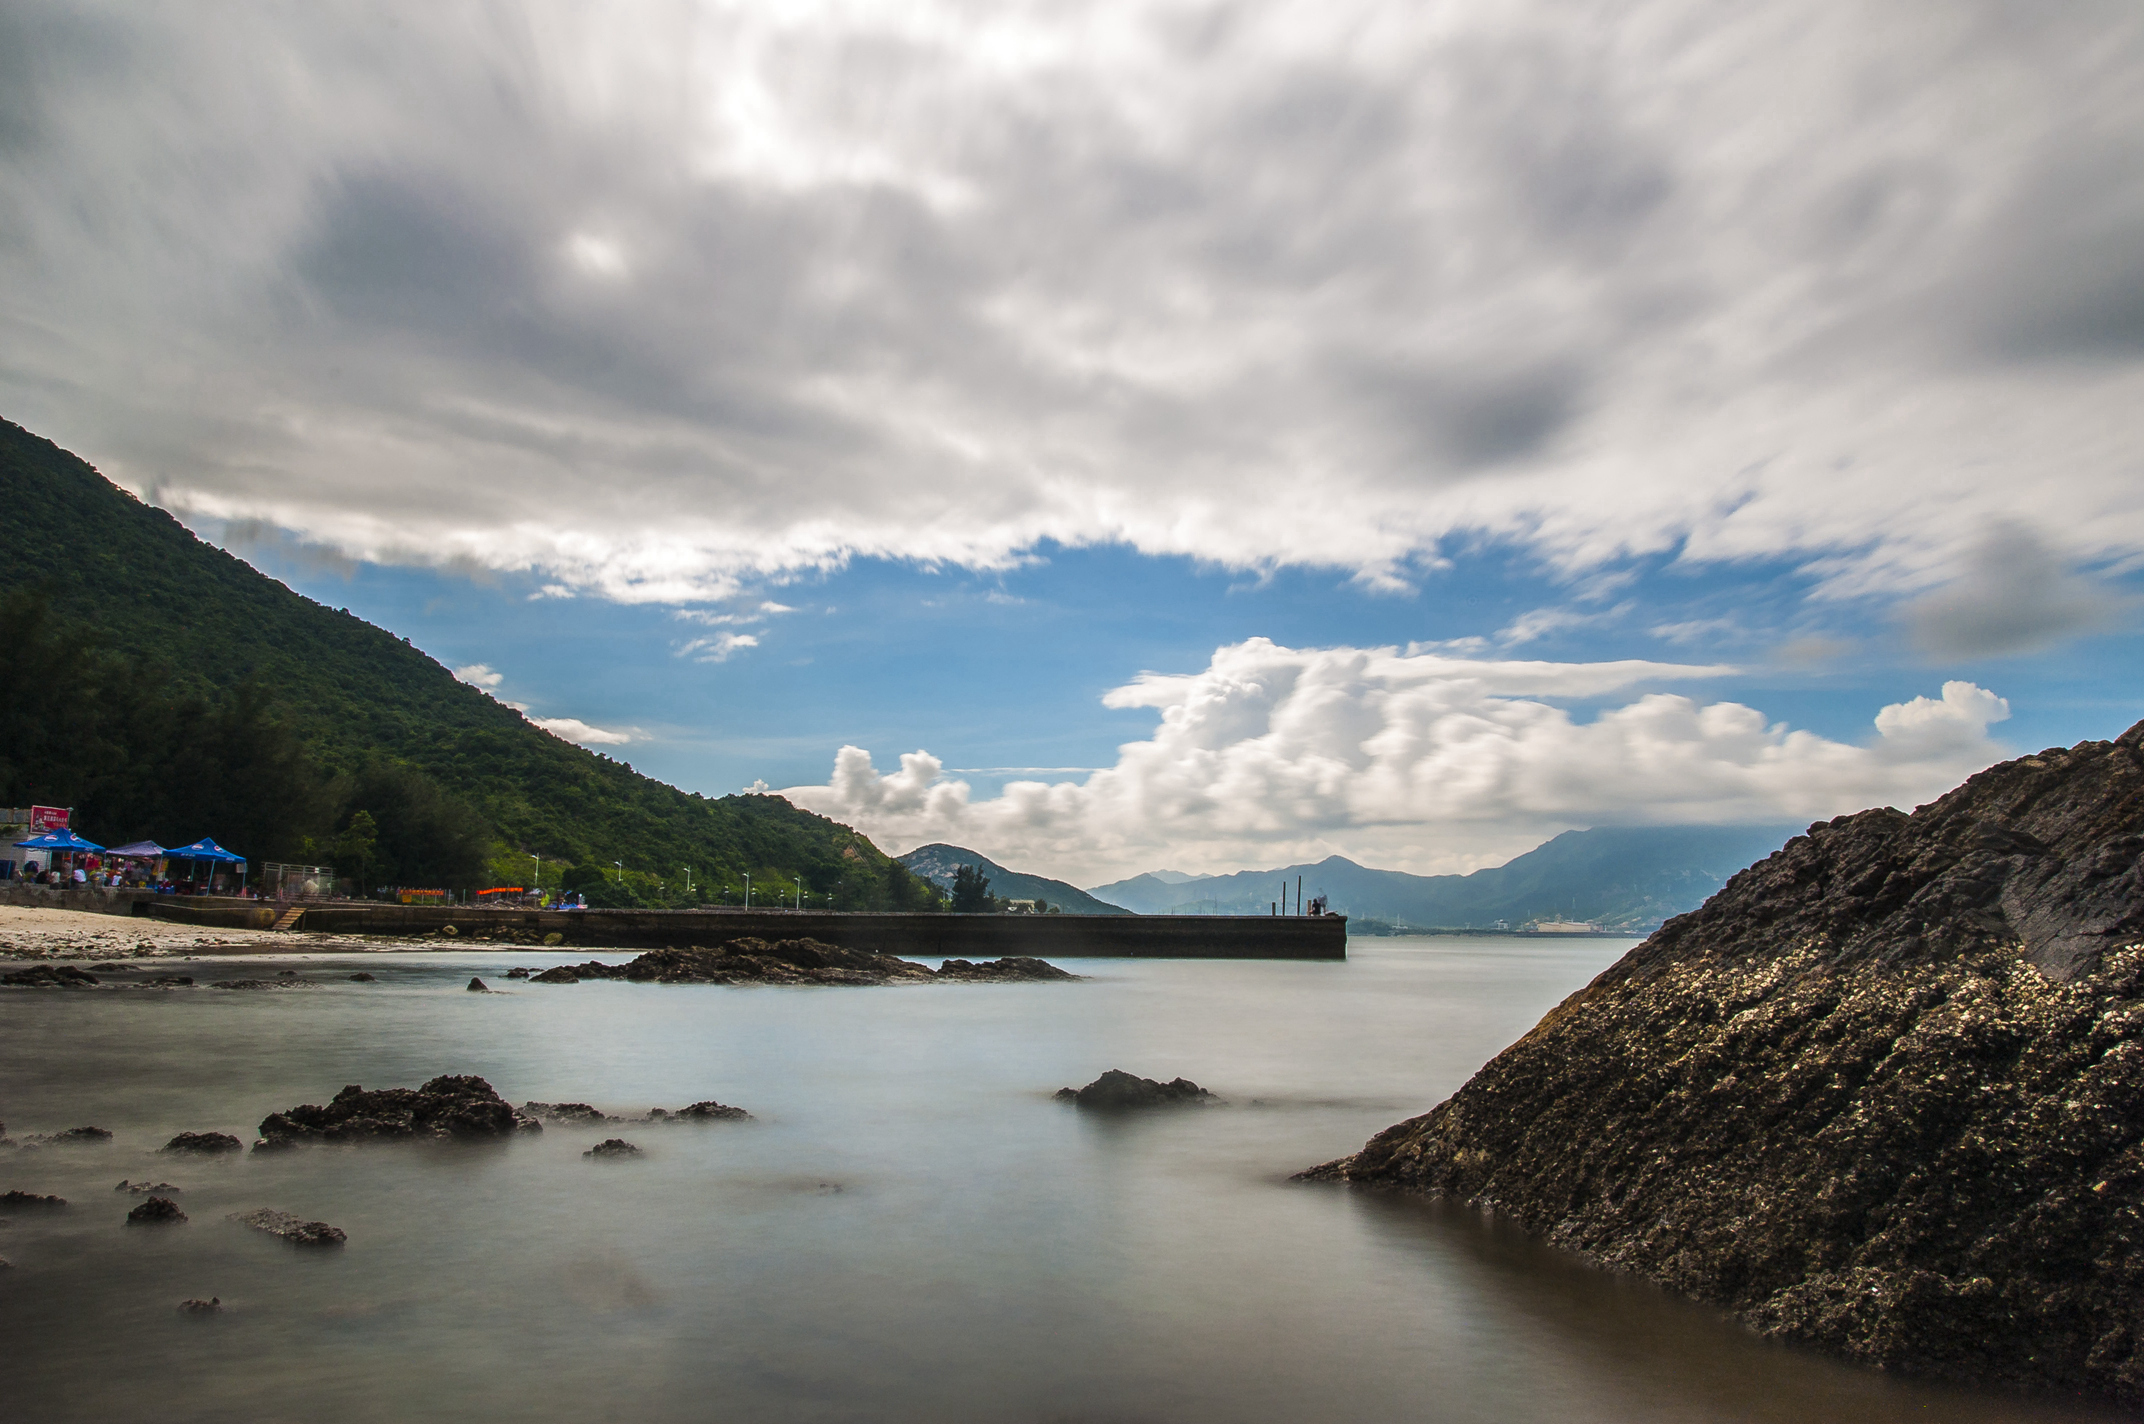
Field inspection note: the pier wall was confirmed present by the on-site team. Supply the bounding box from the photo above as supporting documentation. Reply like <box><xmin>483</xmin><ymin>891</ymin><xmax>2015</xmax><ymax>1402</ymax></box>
<box><xmin>265</xmin><ymin>905</ymin><xmax>1348</xmax><ymax>960</ymax></box>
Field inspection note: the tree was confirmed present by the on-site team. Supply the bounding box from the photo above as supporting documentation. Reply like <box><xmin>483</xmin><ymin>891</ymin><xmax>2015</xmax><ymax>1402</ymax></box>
<box><xmin>950</xmin><ymin>864</ymin><xmax>994</xmax><ymax>913</ymax></box>
<box><xmin>332</xmin><ymin>809</ymin><xmax>378</xmax><ymax>887</ymax></box>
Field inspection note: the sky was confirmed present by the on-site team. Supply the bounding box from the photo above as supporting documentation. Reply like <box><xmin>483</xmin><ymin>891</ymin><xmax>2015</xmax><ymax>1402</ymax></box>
<box><xmin>3</xmin><ymin>1</ymin><xmax>2140</xmax><ymax>885</ymax></box>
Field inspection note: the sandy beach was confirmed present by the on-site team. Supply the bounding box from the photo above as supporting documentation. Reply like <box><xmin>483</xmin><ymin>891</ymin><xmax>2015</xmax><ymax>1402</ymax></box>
<box><xmin>0</xmin><ymin>904</ymin><xmax>371</xmax><ymax>959</ymax></box>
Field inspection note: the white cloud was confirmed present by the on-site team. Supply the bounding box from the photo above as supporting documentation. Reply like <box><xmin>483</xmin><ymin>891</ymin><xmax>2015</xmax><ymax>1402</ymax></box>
<box><xmin>529</xmin><ymin>716</ymin><xmax>633</xmax><ymax>747</ymax></box>
<box><xmin>453</xmin><ymin>662</ymin><xmax>504</xmax><ymax>689</ymax></box>
<box><xmin>679</xmin><ymin>632</ymin><xmax>759</xmax><ymax>663</ymax></box>
<box><xmin>0</xmin><ymin>3</ymin><xmax>2137</xmax><ymax>626</ymax></box>
<box><xmin>780</xmin><ymin>638</ymin><xmax>2011</xmax><ymax>883</ymax></box>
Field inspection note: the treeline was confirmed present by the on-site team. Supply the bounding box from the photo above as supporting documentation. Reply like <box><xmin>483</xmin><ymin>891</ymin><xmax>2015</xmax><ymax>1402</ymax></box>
<box><xmin>1</xmin><ymin>590</ymin><xmax>492</xmax><ymax>884</ymax></box>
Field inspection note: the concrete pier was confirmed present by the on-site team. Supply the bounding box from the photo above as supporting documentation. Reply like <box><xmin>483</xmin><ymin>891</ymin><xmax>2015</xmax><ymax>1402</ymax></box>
<box><xmin>142</xmin><ymin>900</ymin><xmax>1349</xmax><ymax>959</ymax></box>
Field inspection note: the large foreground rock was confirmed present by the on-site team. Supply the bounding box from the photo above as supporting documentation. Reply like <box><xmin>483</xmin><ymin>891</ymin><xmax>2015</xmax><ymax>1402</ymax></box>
<box><xmin>1307</xmin><ymin>723</ymin><xmax>2144</xmax><ymax>1402</ymax></box>
<box><xmin>526</xmin><ymin>938</ymin><xmax>1071</xmax><ymax>987</ymax></box>
<box><xmin>256</xmin><ymin>1075</ymin><xmax>543</xmax><ymax>1148</ymax></box>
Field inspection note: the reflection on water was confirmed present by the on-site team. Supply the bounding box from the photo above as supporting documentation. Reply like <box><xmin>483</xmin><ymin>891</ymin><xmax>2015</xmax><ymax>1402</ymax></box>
<box><xmin>0</xmin><ymin>938</ymin><xmax>2126</xmax><ymax>1423</ymax></box>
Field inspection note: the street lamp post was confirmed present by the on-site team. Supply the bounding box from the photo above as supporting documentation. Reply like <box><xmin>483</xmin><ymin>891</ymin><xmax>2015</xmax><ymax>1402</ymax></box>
<box><xmin>743</xmin><ymin>872</ymin><xmax>751</xmax><ymax>908</ymax></box>
<box><xmin>795</xmin><ymin>875</ymin><xmax>803</xmax><ymax>909</ymax></box>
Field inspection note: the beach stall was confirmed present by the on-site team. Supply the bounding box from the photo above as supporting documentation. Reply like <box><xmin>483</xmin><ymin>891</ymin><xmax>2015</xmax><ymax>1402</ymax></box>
<box><xmin>13</xmin><ymin>828</ymin><xmax>107</xmax><ymax>884</ymax></box>
<box><xmin>104</xmin><ymin>841</ymin><xmax>168</xmax><ymax>888</ymax></box>
<box><xmin>165</xmin><ymin>837</ymin><xmax>248</xmax><ymax>895</ymax></box>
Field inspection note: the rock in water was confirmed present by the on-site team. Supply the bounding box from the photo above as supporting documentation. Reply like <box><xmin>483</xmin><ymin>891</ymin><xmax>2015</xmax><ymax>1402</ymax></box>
<box><xmin>255</xmin><ymin>1075</ymin><xmax>543</xmax><ymax>1148</ymax></box>
<box><xmin>521</xmin><ymin>1102</ymin><xmax>615</xmax><ymax>1125</ymax></box>
<box><xmin>1306</xmin><ymin>723</ymin><xmax>2144</xmax><ymax>1403</ymax></box>
<box><xmin>0</xmin><ymin>1191</ymin><xmax>66</xmax><ymax>1211</ymax></box>
<box><xmin>126</xmin><ymin>1196</ymin><xmax>187</xmax><ymax>1225</ymax></box>
<box><xmin>229</xmin><ymin>1208</ymin><xmax>346</xmax><ymax>1246</ymax></box>
<box><xmin>504</xmin><ymin>967</ymin><xmax>530</xmax><ymax>979</ymax></box>
<box><xmin>178</xmin><ymin>1297</ymin><xmax>222</xmax><ymax>1314</ymax></box>
<box><xmin>162</xmin><ymin>1131</ymin><xmax>242</xmax><ymax>1155</ymax></box>
<box><xmin>584</xmin><ymin>1138</ymin><xmax>642</xmax><ymax>1159</ymax></box>
<box><xmin>466</xmin><ymin>977</ymin><xmax>490</xmax><ymax>993</ymax></box>
<box><xmin>21</xmin><ymin>1126</ymin><xmax>112</xmax><ymax>1148</ymax></box>
<box><xmin>936</xmin><ymin>956</ymin><xmax>1082</xmax><ymax>981</ymax></box>
<box><xmin>529</xmin><ymin>966</ymin><xmax>581</xmax><ymax>984</ymax></box>
<box><xmin>348</xmin><ymin>972</ymin><xmax>377</xmax><ymax>982</ymax></box>
<box><xmin>116</xmin><ymin>1180</ymin><xmax>182</xmax><ymax>1194</ymax></box>
<box><xmin>1055</xmin><ymin>1070</ymin><xmax>1217</xmax><ymax>1108</ymax></box>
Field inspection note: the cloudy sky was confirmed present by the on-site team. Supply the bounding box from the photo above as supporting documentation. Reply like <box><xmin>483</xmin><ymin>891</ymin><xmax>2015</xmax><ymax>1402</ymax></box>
<box><xmin>4</xmin><ymin>1</ymin><xmax>2140</xmax><ymax>882</ymax></box>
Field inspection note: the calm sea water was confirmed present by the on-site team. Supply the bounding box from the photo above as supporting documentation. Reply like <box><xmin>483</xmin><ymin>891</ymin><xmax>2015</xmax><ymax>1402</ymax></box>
<box><xmin>0</xmin><ymin>937</ymin><xmax>2126</xmax><ymax>1424</ymax></box>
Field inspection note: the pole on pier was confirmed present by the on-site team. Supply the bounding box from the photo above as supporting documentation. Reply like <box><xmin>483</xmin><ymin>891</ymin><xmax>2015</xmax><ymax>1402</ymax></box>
<box><xmin>1296</xmin><ymin>875</ymin><xmax>1303</xmax><ymax>915</ymax></box>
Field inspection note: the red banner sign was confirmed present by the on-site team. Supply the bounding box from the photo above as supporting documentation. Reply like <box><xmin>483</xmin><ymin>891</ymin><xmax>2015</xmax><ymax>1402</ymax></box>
<box><xmin>28</xmin><ymin>806</ymin><xmax>69</xmax><ymax>833</ymax></box>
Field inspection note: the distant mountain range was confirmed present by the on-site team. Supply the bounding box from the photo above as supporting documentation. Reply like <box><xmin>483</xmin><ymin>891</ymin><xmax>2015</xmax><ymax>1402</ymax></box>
<box><xmin>1085</xmin><ymin>825</ymin><xmax>1803</xmax><ymax>932</ymax></box>
<box><xmin>895</xmin><ymin>844</ymin><xmax>1132</xmax><ymax>915</ymax></box>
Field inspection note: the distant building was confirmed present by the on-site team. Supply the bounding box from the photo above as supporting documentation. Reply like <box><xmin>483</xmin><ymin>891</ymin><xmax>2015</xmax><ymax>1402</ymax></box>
<box><xmin>1529</xmin><ymin>919</ymin><xmax>1599</xmax><ymax>934</ymax></box>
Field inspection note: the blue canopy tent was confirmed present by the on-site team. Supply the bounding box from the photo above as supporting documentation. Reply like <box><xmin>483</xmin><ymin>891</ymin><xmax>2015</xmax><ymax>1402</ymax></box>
<box><xmin>166</xmin><ymin>837</ymin><xmax>247</xmax><ymax>894</ymax></box>
<box><xmin>14</xmin><ymin>829</ymin><xmax>106</xmax><ymax>854</ymax></box>
<box><xmin>12</xmin><ymin>828</ymin><xmax>106</xmax><ymax>883</ymax></box>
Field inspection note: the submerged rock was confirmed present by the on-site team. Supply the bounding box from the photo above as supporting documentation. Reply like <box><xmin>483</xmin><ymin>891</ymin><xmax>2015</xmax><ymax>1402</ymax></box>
<box><xmin>178</xmin><ymin>1297</ymin><xmax>223</xmax><ymax>1314</ymax></box>
<box><xmin>0</xmin><ymin>1191</ymin><xmax>66</xmax><ymax>1211</ymax></box>
<box><xmin>162</xmin><ymin>1131</ymin><xmax>242</xmax><ymax>1155</ymax></box>
<box><xmin>936</xmin><ymin>956</ymin><xmax>1081</xmax><ymax>982</ymax></box>
<box><xmin>126</xmin><ymin>1196</ymin><xmax>187</xmax><ymax>1225</ymax></box>
<box><xmin>584</xmin><ymin>1138</ymin><xmax>642</xmax><ymax>1159</ymax></box>
<box><xmin>348</xmin><ymin>972</ymin><xmax>377</xmax><ymax>982</ymax></box>
<box><xmin>521</xmin><ymin>1102</ymin><xmax>615</xmax><ymax>1125</ymax></box>
<box><xmin>137</xmin><ymin>975</ymin><xmax>195</xmax><ymax>987</ymax></box>
<box><xmin>21</xmin><ymin>1126</ymin><xmax>112</xmax><ymax>1148</ymax></box>
<box><xmin>116</xmin><ymin>1180</ymin><xmax>182</xmax><ymax>1194</ymax></box>
<box><xmin>644</xmin><ymin>1101</ymin><xmax>753</xmax><ymax>1123</ymax></box>
<box><xmin>2</xmin><ymin>964</ymin><xmax>98</xmax><ymax>987</ymax></box>
<box><xmin>1055</xmin><ymin>1070</ymin><xmax>1217</xmax><ymax>1109</ymax></box>
<box><xmin>230</xmin><ymin>1207</ymin><xmax>346</xmax><ymax>1246</ymax></box>
<box><xmin>210</xmin><ymin>978</ymin><xmax>312</xmax><ymax>991</ymax></box>
<box><xmin>504</xmin><ymin>967</ymin><xmax>530</xmax><ymax>979</ymax></box>
<box><xmin>1306</xmin><ymin>722</ymin><xmax>2144</xmax><ymax>1404</ymax></box>
<box><xmin>255</xmin><ymin>1074</ymin><xmax>543</xmax><ymax>1148</ymax></box>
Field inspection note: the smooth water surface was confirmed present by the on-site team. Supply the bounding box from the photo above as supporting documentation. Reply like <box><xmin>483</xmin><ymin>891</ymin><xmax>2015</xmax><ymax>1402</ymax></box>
<box><xmin>0</xmin><ymin>938</ymin><xmax>2125</xmax><ymax>1423</ymax></box>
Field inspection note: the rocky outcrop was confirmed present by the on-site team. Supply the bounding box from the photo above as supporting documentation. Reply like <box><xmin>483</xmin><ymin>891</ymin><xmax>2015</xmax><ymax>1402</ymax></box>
<box><xmin>126</xmin><ymin>1195</ymin><xmax>186</xmax><ymax>1224</ymax></box>
<box><xmin>525</xmin><ymin>938</ymin><xmax>1075</xmax><ymax>986</ymax></box>
<box><xmin>230</xmin><ymin>1207</ymin><xmax>346</xmax><ymax>1246</ymax></box>
<box><xmin>255</xmin><ymin>1075</ymin><xmax>544</xmax><ymax>1148</ymax></box>
<box><xmin>584</xmin><ymin>1138</ymin><xmax>641</xmax><ymax>1158</ymax></box>
<box><xmin>116</xmin><ymin>1180</ymin><xmax>181</xmax><ymax>1194</ymax></box>
<box><xmin>162</xmin><ymin>1131</ymin><xmax>242</xmax><ymax>1155</ymax></box>
<box><xmin>0</xmin><ymin>1190</ymin><xmax>66</xmax><ymax>1210</ymax></box>
<box><xmin>937</xmin><ymin>956</ymin><xmax>1080</xmax><ymax>981</ymax></box>
<box><xmin>1307</xmin><ymin>723</ymin><xmax>2144</xmax><ymax>1402</ymax></box>
<box><xmin>466</xmin><ymin>977</ymin><xmax>490</xmax><ymax>992</ymax></box>
<box><xmin>2</xmin><ymin>964</ymin><xmax>98</xmax><ymax>987</ymax></box>
<box><xmin>1055</xmin><ymin>1070</ymin><xmax>1217</xmax><ymax>1108</ymax></box>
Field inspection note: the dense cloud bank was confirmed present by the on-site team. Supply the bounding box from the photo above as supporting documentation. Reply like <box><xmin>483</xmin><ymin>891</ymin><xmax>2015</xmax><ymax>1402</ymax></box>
<box><xmin>1</xmin><ymin>2</ymin><xmax>2140</xmax><ymax>626</ymax></box>
<box><xmin>780</xmin><ymin>639</ymin><xmax>2012</xmax><ymax>881</ymax></box>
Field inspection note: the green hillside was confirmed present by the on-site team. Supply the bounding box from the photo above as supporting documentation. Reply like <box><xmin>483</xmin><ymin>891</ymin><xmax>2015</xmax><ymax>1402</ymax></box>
<box><xmin>0</xmin><ymin>417</ymin><xmax>941</xmax><ymax>908</ymax></box>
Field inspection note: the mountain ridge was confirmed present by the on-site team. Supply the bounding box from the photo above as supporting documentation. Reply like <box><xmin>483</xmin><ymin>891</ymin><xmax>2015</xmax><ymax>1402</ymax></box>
<box><xmin>1087</xmin><ymin>825</ymin><xmax>1802</xmax><ymax>931</ymax></box>
<box><xmin>895</xmin><ymin>844</ymin><xmax>1130</xmax><ymax>915</ymax></box>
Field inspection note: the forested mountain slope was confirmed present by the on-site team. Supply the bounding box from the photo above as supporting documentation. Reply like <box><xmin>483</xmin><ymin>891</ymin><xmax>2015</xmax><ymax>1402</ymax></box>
<box><xmin>0</xmin><ymin>417</ymin><xmax>938</xmax><ymax>907</ymax></box>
